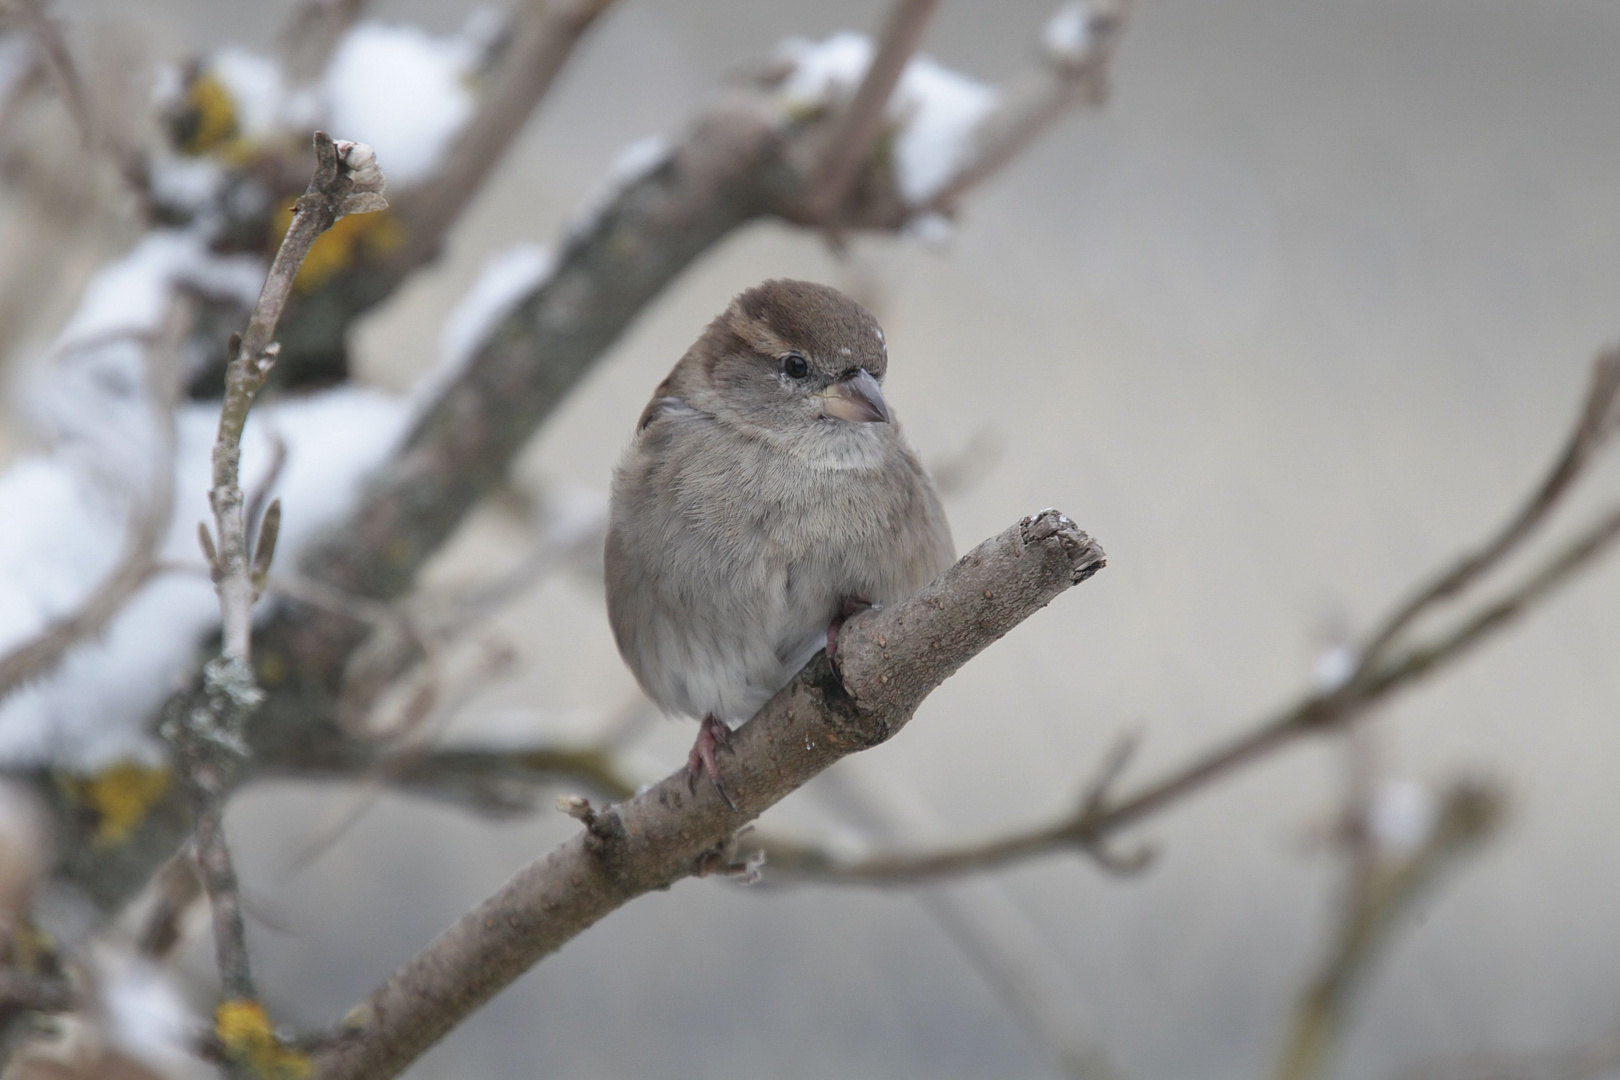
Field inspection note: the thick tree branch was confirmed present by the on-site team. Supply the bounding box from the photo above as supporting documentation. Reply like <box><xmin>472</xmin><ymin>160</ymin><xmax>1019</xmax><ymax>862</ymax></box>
<box><xmin>304</xmin><ymin>511</ymin><xmax>1104</xmax><ymax>1080</ymax></box>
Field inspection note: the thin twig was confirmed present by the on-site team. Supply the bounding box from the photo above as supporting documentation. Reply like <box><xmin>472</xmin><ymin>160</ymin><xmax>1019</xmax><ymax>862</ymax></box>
<box><xmin>12</xmin><ymin>0</ymin><xmax>93</xmax><ymax>151</ymax></box>
<box><xmin>925</xmin><ymin>0</ymin><xmax>1129</xmax><ymax>213</ymax></box>
<box><xmin>166</xmin><ymin>131</ymin><xmax>388</xmax><ymax>1034</ymax></box>
<box><xmin>206</xmin><ymin>132</ymin><xmax>386</xmax><ymax>662</ymax></box>
<box><xmin>1273</xmin><ymin>780</ymin><xmax>1505</xmax><ymax>1080</ymax></box>
<box><xmin>1354</xmin><ymin>347</ymin><xmax>1620</xmax><ymax>673</ymax></box>
<box><xmin>805</xmin><ymin>0</ymin><xmax>942</xmax><ymax>224</ymax></box>
<box><xmin>12</xmin><ymin>0</ymin><xmax>149</xmax><ymax>198</ymax></box>
<box><xmin>748</xmin><ymin>353</ymin><xmax>1620</xmax><ymax>885</ymax></box>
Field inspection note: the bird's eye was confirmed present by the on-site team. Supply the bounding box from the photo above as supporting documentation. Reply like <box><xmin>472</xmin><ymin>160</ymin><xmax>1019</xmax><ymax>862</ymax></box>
<box><xmin>781</xmin><ymin>352</ymin><xmax>809</xmax><ymax>379</ymax></box>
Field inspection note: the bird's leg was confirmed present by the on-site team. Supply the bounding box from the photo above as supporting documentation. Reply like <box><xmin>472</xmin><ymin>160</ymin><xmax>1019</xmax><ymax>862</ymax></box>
<box><xmin>686</xmin><ymin>714</ymin><xmax>737</xmax><ymax>810</ymax></box>
<box><xmin>825</xmin><ymin>596</ymin><xmax>873</xmax><ymax>661</ymax></box>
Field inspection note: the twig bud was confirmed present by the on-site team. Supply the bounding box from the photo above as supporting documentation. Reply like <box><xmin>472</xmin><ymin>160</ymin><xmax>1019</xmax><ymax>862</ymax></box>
<box><xmin>198</xmin><ymin>522</ymin><xmax>221</xmax><ymax>581</ymax></box>
<box><xmin>556</xmin><ymin>795</ymin><xmax>594</xmax><ymax>821</ymax></box>
<box><xmin>250</xmin><ymin>499</ymin><xmax>282</xmax><ymax>595</ymax></box>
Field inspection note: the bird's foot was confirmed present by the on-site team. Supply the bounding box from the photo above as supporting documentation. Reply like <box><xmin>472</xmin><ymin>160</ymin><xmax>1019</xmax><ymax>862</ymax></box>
<box><xmin>826</xmin><ymin>597</ymin><xmax>873</xmax><ymax>661</ymax></box>
<box><xmin>686</xmin><ymin>714</ymin><xmax>737</xmax><ymax>810</ymax></box>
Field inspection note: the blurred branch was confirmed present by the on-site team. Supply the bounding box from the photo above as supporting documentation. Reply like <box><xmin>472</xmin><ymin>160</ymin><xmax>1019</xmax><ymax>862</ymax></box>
<box><xmin>925</xmin><ymin>0</ymin><xmax>1129</xmax><ymax>214</ymax></box>
<box><xmin>0</xmin><ymin>309</ymin><xmax>187</xmax><ymax>700</ymax></box>
<box><xmin>801</xmin><ymin>766</ymin><xmax>1129</xmax><ymax>1080</ymax></box>
<box><xmin>12</xmin><ymin>0</ymin><xmax>148</xmax><ymax>199</ymax></box>
<box><xmin>279</xmin><ymin>0</ymin><xmax>368</xmax><ymax>84</ymax></box>
<box><xmin>164</xmin><ymin>132</ymin><xmax>388</xmax><ymax>1035</ymax></box>
<box><xmin>304</xmin><ymin>511</ymin><xmax>1105</xmax><ymax>1080</ymax></box>
<box><xmin>743</xmin><ymin>350</ymin><xmax>1620</xmax><ymax>884</ymax></box>
<box><xmin>11</xmin><ymin>0</ymin><xmax>91</xmax><ymax>149</ymax></box>
<box><xmin>388</xmin><ymin>0</ymin><xmax>619</xmax><ymax>261</ymax></box>
<box><xmin>0</xmin><ymin>969</ymin><xmax>73</xmax><ymax>1015</ymax></box>
<box><xmin>1355</xmin><ymin>347</ymin><xmax>1620</xmax><ymax>672</ymax></box>
<box><xmin>1274</xmin><ymin>779</ymin><xmax>1505</xmax><ymax>1080</ymax></box>
<box><xmin>805</xmin><ymin>0</ymin><xmax>941</xmax><ymax>225</ymax></box>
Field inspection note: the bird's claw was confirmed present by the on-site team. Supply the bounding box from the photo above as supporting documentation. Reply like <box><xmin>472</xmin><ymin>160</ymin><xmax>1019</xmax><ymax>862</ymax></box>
<box><xmin>826</xmin><ymin>596</ymin><xmax>873</xmax><ymax>661</ymax></box>
<box><xmin>686</xmin><ymin>715</ymin><xmax>738</xmax><ymax>810</ymax></box>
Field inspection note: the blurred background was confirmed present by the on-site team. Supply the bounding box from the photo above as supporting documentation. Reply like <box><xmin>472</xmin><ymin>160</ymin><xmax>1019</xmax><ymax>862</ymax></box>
<box><xmin>5</xmin><ymin>1</ymin><xmax>1620</xmax><ymax>1078</ymax></box>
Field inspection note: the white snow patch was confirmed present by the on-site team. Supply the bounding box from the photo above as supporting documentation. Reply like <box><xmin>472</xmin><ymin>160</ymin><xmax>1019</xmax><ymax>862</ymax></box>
<box><xmin>149</xmin><ymin>156</ymin><xmax>225</xmax><ymax>213</ymax></box>
<box><xmin>417</xmin><ymin>242</ymin><xmax>554</xmax><ymax>412</ymax></box>
<box><xmin>0</xmin><ymin>388</ymin><xmax>410</xmax><ymax>770</ymax></box>
<box><xmin>1311</xmin><ymin>643</ymin><xmax>1356</xmax><ymax>692</ymax></box>
<box><xmin>903</xmin><ymin>210</ymin><xmax>955</xmax><ymax>247</ymax></box>
<box><xmin>25</xmin><ymin>231</ymin><xmax>264</xmax><ymax>494</ymax></box>
<box><xmin>776</xmin><ymin>33</ymin><xmax>998</xmax><ymax>205</ymax></box>
<box><xmin>95</xmin><ymin>946</ymin><xmax>200</xmax><ymax>1071</ymax></box>
<box><xmin>565</xmin><ymin>135</ymin><xmax>671</xmax><ymax>241</ymax></box>
<box><xmin>53</xmin><ymin>231</ymin><xmax>262</xmax><ymax>354</ymax></box>
<box><xmin>323</xmin><ymin>22</ymin><xmax>478</xmax><ymax>186</ymax></box>
<box><xmin>1041</xmin><ymin>2</ymin><xmax>1094</xmax><ymax>63</ymax></box>
<box><xmin>1366</xmin><ymin>779</ymin><xmax>1437</xmax><ymax>856</ymax></box>
<box><xmin>210</xmin><ymin>48</ymin><xmax>286</xmax><ymax>141</ymax></box>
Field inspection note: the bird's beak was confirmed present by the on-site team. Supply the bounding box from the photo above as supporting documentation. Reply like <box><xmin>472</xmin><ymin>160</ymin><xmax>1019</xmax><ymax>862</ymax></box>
<box><xmin>817</xmin><ymin>368</ymin><xmax>890</xmax><ymax>424</ymax></box>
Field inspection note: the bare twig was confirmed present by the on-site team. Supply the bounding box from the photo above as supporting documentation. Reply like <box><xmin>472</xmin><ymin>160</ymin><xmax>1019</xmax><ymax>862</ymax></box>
<box><xmin>12</xmin><ymin>0</ymin><xmax>148</xmax><ymax>198</ymax></box>
<box><xmin>925</xmin><ymin>0</ymin><xmax>1129</xmax><ymax>213</ymax></box>
<box><xmin>11</xmin><ymin>0</ymin><xmax>93</xmax><ymax>150</ymax></box>
<box><xmin>1354</xmin><ymin>347</ymin><xmax>1620</xmax><ymax>674</ymax></box>
<box><xmin>805</xmin><ymin>0</ymin><xmax>942</xmax><ymax>224</ymax></box>
<box><xmin>747</xmin><ymin>353</ymin><xmax>1620</xmax><ymax>885</ymax></box>
<box><xmin>803</xmin><ymin>766</ymin><xmax>1128</xmax><ymax>1080</ymax></box>
<box><xmin>304</xmin><ymin>511</ymin><xmax>1105</xmax><ymax>1080</ymax></box>
<box><xmin>136</xmin><ymin>853</ymin><xmax>203</xmax><ymax>960</ymax></box>
<box><xmin>1274</xmin><ymin>780</ymin><xmax>1505</xmax><ymax>1080</ymax></box>
<box><xmin>278</xmin><ymin>0</ymin><xmax>368</xmax><ymax>84</ymax></box>
<box><xmin>164</xmin><ymin>131</ymin><xmax>388</xmax><ymax>1047</ymax></box>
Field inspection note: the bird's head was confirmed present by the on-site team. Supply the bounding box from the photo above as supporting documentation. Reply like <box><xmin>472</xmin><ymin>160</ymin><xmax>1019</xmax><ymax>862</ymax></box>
<box><xmin>686</xmin><ymin>279</ymin><xmax>893</xmax><ymax>445</ymax></box>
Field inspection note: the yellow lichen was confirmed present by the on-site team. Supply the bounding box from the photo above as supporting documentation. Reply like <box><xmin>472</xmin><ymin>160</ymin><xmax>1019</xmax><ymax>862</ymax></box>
<box><xmin>258</xmin><ymin>652</ymin><xmax>287</xmax><ymax>686</ymax></box>
<box><xmin>180</xmin><ymin>71</ymin><xmax>239</xmax><ymax>156</ymax></box>
<box><xmin>268</xmin><ymin>201</ymin><xmax>405</xmax><ymax>292</ymax></box>
<box><xmin>60</xmin><ymin>762</ymin><xmax>172</xmax><ymax>848</ymax></box>
<box><xmin>216</xmin><ymin>999</ymin><xmax>310</xmax><ymax>1080</ymax></box>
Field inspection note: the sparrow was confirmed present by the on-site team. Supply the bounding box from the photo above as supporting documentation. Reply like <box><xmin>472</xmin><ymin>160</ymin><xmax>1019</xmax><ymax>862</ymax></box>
<box><xmin>605</xmin><ymin>279</ymin><xmax>955</xmax><ymax>807</ymax></box>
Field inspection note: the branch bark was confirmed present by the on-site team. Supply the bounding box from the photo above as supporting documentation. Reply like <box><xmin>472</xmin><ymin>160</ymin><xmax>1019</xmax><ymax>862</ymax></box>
<box><xmin>305</xmin><ymin>511</ymin><xmax>1105</xmax><ymax>1080</ymax></box>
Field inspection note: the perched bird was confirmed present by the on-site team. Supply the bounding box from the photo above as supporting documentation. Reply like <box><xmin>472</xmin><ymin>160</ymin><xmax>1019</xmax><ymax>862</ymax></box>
<box><xmin>605</xmin><ymin>279</ymin><xmax>955</xmax><ymax>806</ymax></box>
